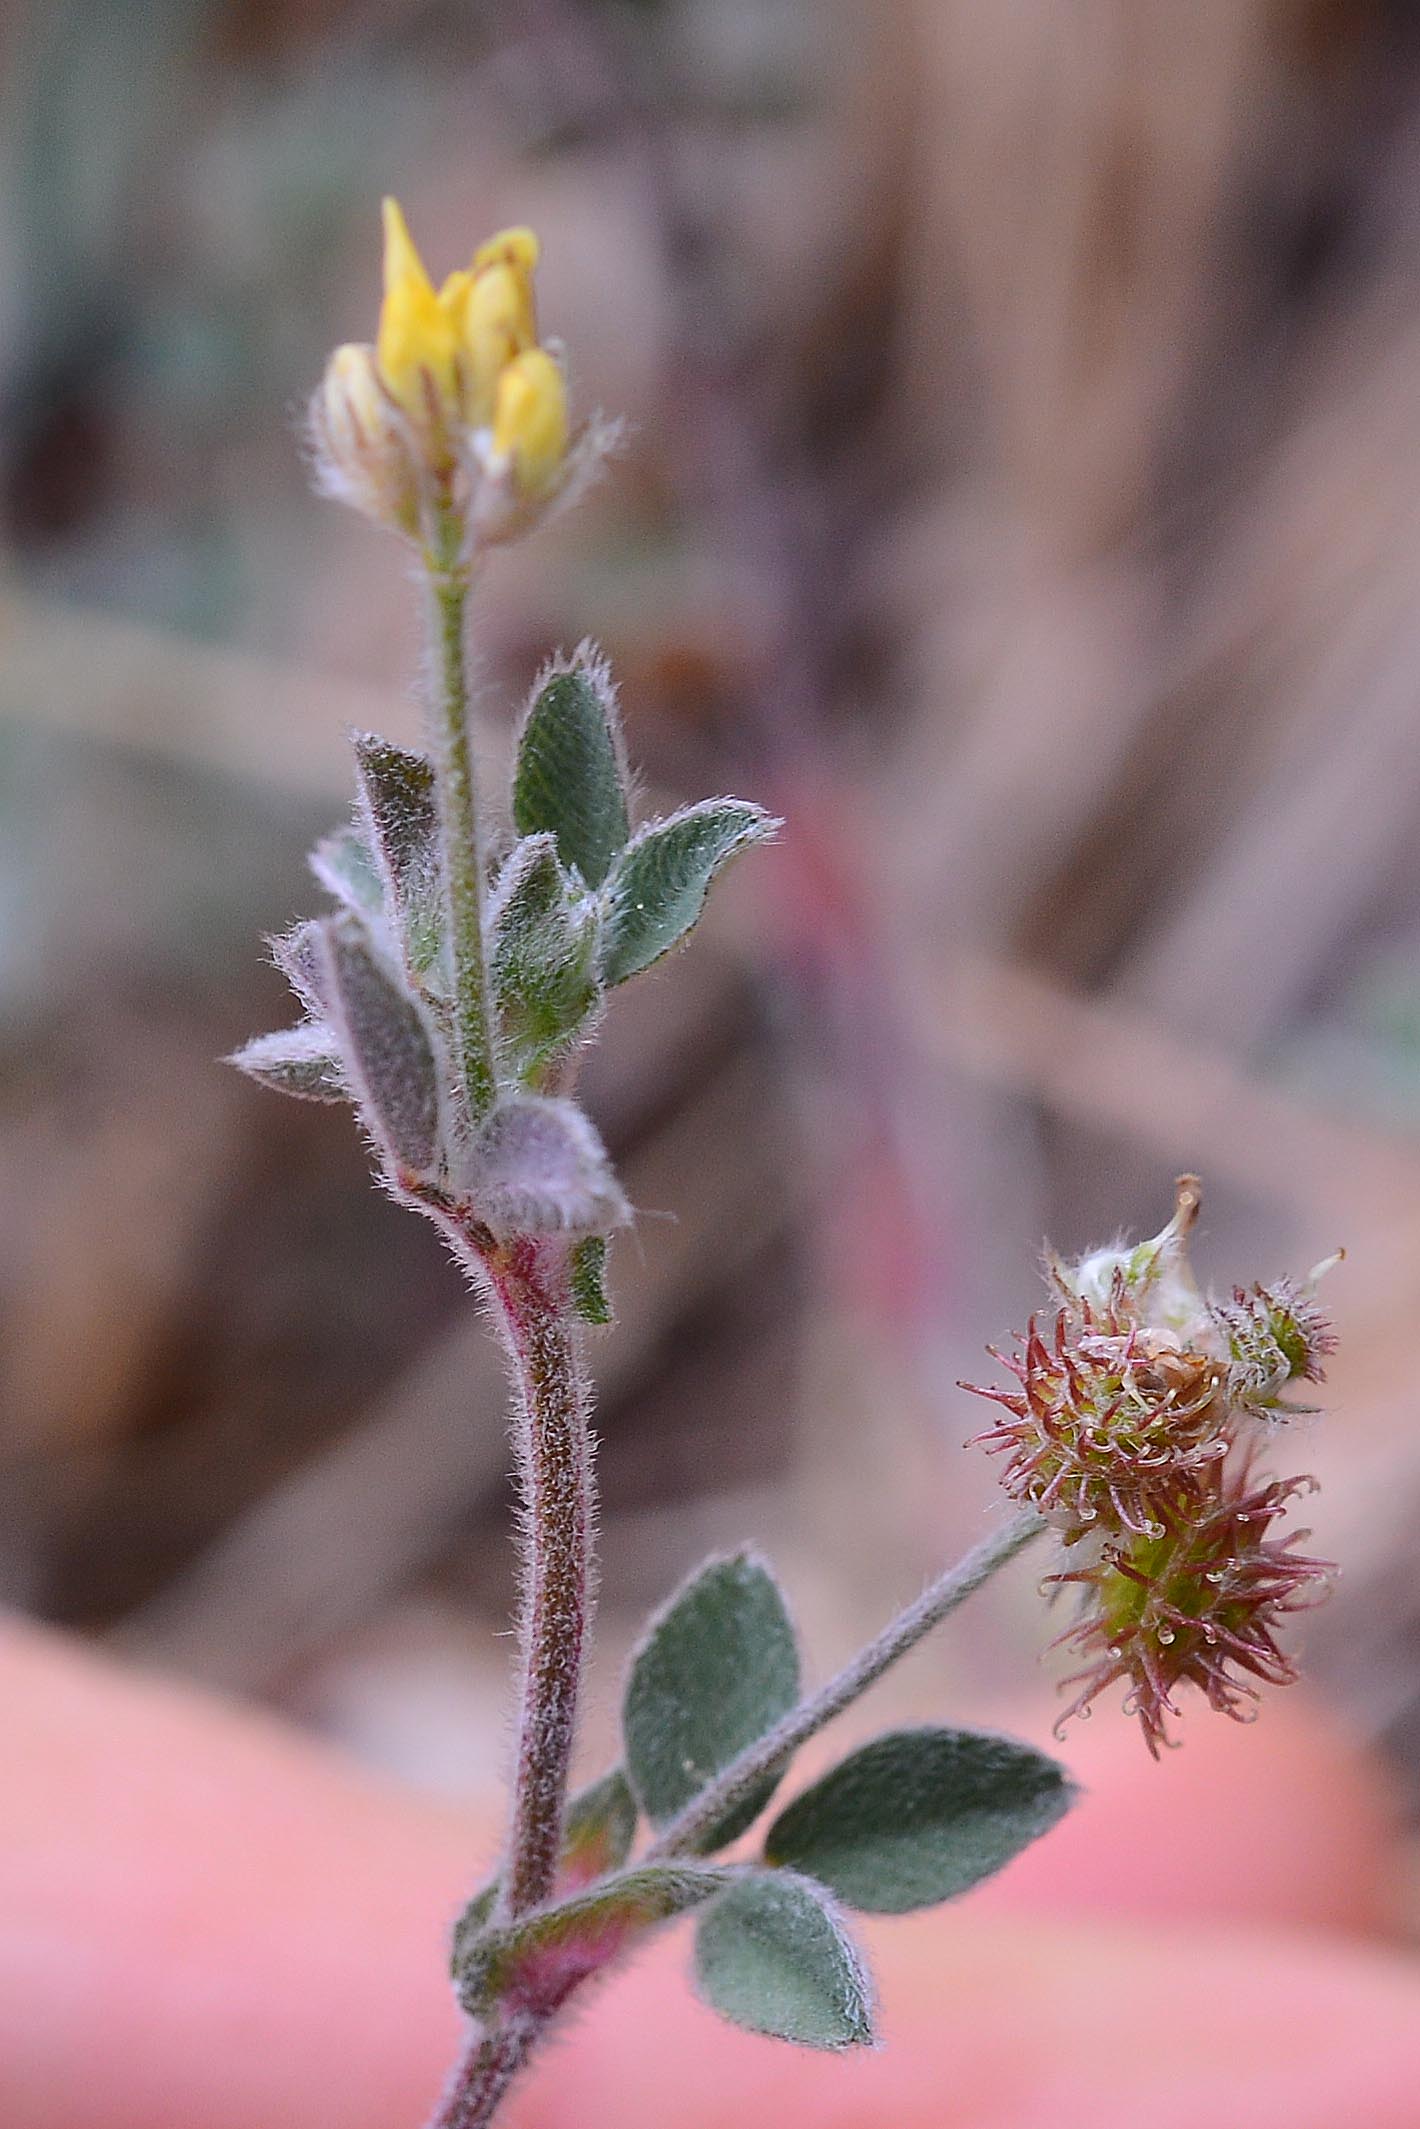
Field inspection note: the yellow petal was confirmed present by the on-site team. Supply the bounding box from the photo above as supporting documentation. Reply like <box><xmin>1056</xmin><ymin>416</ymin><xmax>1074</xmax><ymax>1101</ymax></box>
<box><xmin>471</xmin><ymin>226</ymin><xmax>540</xmax><ymax>277</ymax></box>
<box><xmin>490</xmin><ymin>347</ymin><xmax>569</xmax><ymax>497</ymax></box>
<box><xmin>456</xmin><ymin>261</ymin><xmax>537</xmax><ymax>423</ymax></box>
<box><xmin>376</xmin><ymin>200</ymin><xmax>458</xmax><ymax>423</ymax></box>
<box><xmin>437</xmin><ymin>267</ymin><xmax>473</xmax><ymax>317</ymax></box>
<box><xmin>381</xmin><ymin>196</ymin><xmax>435</xmax><ymax>300</ymax></box>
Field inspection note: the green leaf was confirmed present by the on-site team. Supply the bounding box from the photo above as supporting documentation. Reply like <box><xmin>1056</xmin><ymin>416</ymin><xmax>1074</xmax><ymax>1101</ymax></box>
<box><xmin>313</xmin><ymin>917</ymin><xmax>442</xmax><ymax>1179</ymax></box>
<box><xmin>269</xmin><ymin>919</ymin><xmax>328</xmax><ymax>1019</ymax></box>
<box><xmin>449</xmin><ymin>1766</ymin><xmax>640</xmax><ymax>1979</ymax></box>
<box><xmin>449</xmin><ymin>1878</ymin><xmax>497</xmax><ymax>1975</ymax></box>
<box><xmin>600</xmin><ymin>800</ymin><xmax>777</xmax><ymax>986</ymax></box>
<box><xmin>455</xmin><ymin>1863</ymin><xmax>726</xmax><ymax>2020</ymax></box>
<box><xmin>490</xmin><ymin>834</ymin><xmax>602</xmax><ymax>1081</ymax></box>
<box><xmin>512</xmin><ymin>650</ymin><xmax>630</xmax><ymax>889</ymax></box>
<box><xmin>227</xmin><ymin>1022</ymin><xmax>347</xmax><ymax>1104</ymax></box>
<box><xmin>694</xmin><ymin>1872</ymin><xmax>874</xmax><ymax>2050</ymax></box>
<box><xmin>561</xmin><ymin>1765</ymin><xmax>640</xmax><ymax>1886</ymax></box>
<box><xmin>763</xmin><ymin>1726</ymin><xmax>1075</xmax><ymax>1914</ymax></box>
<box><xmin>472</xmin><ymin>1094</ymin><xmax>629</xmax><ymax>1239</ymax></box>
<box><xmin>570</xmin><ymin>1234</ymin><xmax>613</xmax><ymax>1326</ymax></box>
<box><xmin>623</xmin><ymin>1551</ymin><xmax>800</xmax><ymax>1846</ymax></box>
<box><xmin>310</xmin><ymin>823</ymin><xmax>385</xmax><ymax>924</ymax></box>
<box><xmin>351</xmin><ymin>732</ymin><xmax>445</xmax><ymax>984</ymax></box>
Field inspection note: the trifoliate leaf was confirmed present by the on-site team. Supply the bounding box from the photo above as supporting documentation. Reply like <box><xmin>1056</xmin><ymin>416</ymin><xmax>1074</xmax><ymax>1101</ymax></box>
<box><xmin>227</xmin><ymin>1022</ymin><xmax>348</xmax><ymax>1104</ymax></box>
<box><xmin>623</xmin><ymin>1550</ymin><xmax>800</xmax><ymax>1846</ymax></box>
<box><xmin>490</xmin><ymin>833</ymin><xmax>601</xmax><ymax>1082</ymax></box>
<box><xmin>694</xmin><ymin>1872</ymin><xmax>875</xmax><ymax>2050</ymax></box>
<box><xmin>600</xmin><ymin>800</ymin><xmax>777</xmax><ymax>986</ymax></box>
<box><xmin>763</xmin><ymin>1726</ymin><xmax>1075</xmax><ymax>1914</ymax></box>
<box><xmin>512</xmin><ymin>649</ymin><xmax>630</xmax><ymax>889</ymax></box>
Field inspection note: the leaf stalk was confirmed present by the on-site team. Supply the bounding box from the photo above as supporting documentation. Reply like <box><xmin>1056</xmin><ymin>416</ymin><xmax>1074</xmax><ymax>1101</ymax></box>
<box><xmin>649</xmin><ymin>1509</ymin><xmax>1045</xmax><ymax>1861</ymax></box>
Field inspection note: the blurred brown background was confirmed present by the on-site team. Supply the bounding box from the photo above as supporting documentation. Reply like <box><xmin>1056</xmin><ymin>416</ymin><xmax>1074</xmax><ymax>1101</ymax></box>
<box><xmin>3</xmin><ymin>0</ymin><xmax>1420</xmax><ymax>1827</ymax></box>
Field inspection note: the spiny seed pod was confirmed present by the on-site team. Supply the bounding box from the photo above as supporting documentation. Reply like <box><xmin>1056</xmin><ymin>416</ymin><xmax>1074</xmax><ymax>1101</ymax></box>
<box><xmin>969</xmin><ymin>1176</ymin><xmax>1340</xmax><ymax>1752</ymax></box>
<box><xmin>964</xmin><ymin>1296</ymin><xmax>1230</xmax><ymax>1538</ymax></box>
<box><xmin>1210</xmin><ymin>1267</ymin><xmax>1339</xmax><ymax>1419</ymax></box>
<box><xmin>1046</xmin><ymin>1461</ymin><xmax>1333</xmax><ymax>1757</ymax></box>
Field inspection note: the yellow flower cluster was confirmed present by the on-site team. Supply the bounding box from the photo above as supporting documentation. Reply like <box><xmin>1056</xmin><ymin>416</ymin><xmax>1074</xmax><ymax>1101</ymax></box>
<box><xmin>375</xmin><ymin>201</ymin><xmax>568</xmax><ymax>493</ymax></box>
<box><xmin>315</xmin><ymin>199</ymin><xmax>571</xmax><ymax>533</ymax></box>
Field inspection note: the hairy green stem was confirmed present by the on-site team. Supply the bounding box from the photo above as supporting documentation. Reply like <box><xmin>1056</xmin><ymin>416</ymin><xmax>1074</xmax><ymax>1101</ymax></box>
<box><xmin>424</xmin><ymin>532</ymin><xmax>497</xmax><ymax>1123</ymax></box>
<box><xmin>650</xmin><ymin>1508</ymin><xmax>1046</xmax><ymax>1859</ymax></box>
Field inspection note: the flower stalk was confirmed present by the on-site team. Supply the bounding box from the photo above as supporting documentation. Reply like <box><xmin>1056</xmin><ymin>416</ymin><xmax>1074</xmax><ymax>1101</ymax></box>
<box><xmin>424</xmin><ymin>532</ymin><xmax>497</xmax><ymax>1125</ymax></box>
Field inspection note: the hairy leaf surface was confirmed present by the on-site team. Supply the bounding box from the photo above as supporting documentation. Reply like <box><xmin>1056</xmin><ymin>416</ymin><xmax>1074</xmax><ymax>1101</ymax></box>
<box><xmin>764</xmin><ymin>1726</ymin><xmax>1074</xmax><ymax>1913</ymax></box>
<box><xmin>512</xmin><ymin>652</ymin><xmax>630</xmax><ymax>889</ymax></box>
<box><xmin>473</xmin><ymin>1094</ymin><xmax>628</xmax><ymax>1238</ymax></box>
<box><xmin>600</xmin><ymin>801</ymin><xmax>777</xmax><ymax>985</ymax></box>
<box><xmin>490</xmin><ymin>833</ymin><xmax>601</xmax><ymax>1081</ymax></box>
<box><xmin>694</xmin><ymin>1872</ymin><xmax>874</xmax><ymax>2050</ymax></box>
<box><xmin>455</xmin><ymin>1863</ymin><xmax>725</xmax><ymax>2019</ymax></box>
<box><xmin>314</xmin><ymin>917</ymin><xmax>441</xmax><ymax>1177</ymax></box>
<box><xmin>227</xmin><ymin>1022</ymin><xmax>347</xmax><ymax>1103</ymax></box>
<box><xmin>623</xmin><ymin>1550</ymin><xmax>799</xmax><ymax>1845</ymax></box>
<box><xmin>351</xmin><ymin>732</ymin><xmax>445</xmax><ymax>983</ymax></box>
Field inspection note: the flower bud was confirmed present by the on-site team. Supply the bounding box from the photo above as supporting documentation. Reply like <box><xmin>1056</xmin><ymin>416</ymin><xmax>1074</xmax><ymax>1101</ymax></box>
<box><xmin>1046</xmin><ymin>1174</ymin><xmax>1208</xmax><ymax>1344</ymax></box>
<box><xmin>489</xmin><ymin>347</ymin><xmax>570</xmax><ymax>499</ymax></box>
<box><xmin>1212</xmin><ymin>1266</ymin><xmax>1339</xmax><ymax>1418</ymax></box>
<box><xmin>376</xmin><ymin>197</ymin><xmax>461</xmax><ymax>434</ymax></box>
<box><xmin>312</xmin><ymin>342</ymin><xmax>418</xmax><ymax>532</ymax></box>
<box><xmin>455</xmin><ymin>259</ymin><xmax>538</xmax><ymax>423</ymax></box>
<box><xmin>471</xmin><ymin>225</ymin><xmax>540</xmax><ymax>279</ymax></box>
<box><xmin>312</xmin><ymin>203</ymin><xmax>593</xmax><ymax>549</ymax></box>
